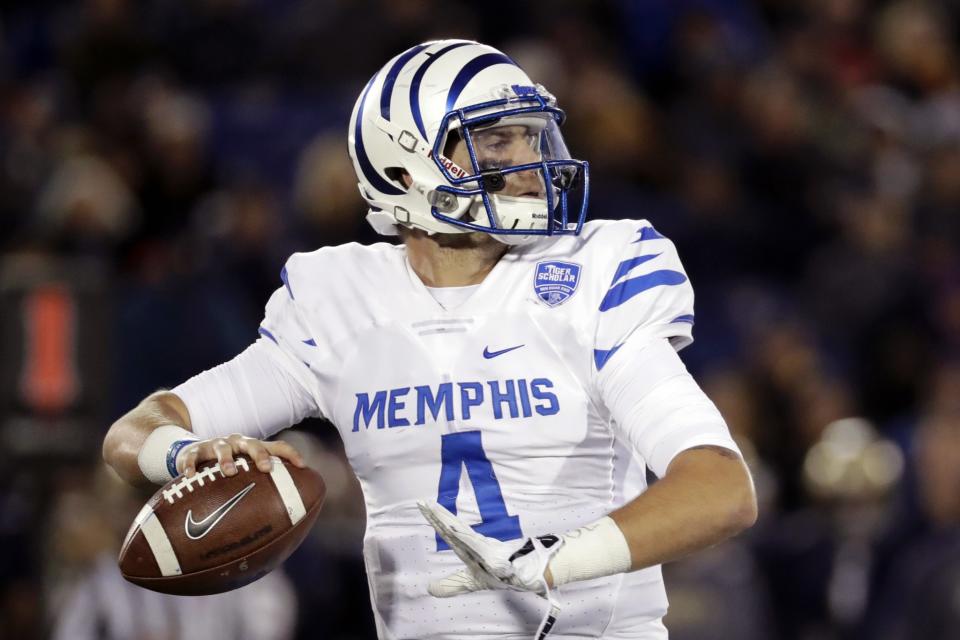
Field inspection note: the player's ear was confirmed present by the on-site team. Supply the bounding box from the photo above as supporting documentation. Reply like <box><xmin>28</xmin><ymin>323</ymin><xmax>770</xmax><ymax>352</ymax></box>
<box><xmin>383</xmin><ymin>168</ymin><xmax>413</xmax><ymax>189</ymax></box>
<box><xmin>443</xmin><ymin>130</ymin><xmax>462</xmax><ymax>157</ymax></box>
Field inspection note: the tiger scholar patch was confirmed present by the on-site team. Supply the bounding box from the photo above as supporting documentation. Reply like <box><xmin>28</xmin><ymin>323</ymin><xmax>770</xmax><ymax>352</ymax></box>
<box><xmin>534</xmin><ymin>261</ymin><xmax>582</xmax><ymax>307</ymax></box>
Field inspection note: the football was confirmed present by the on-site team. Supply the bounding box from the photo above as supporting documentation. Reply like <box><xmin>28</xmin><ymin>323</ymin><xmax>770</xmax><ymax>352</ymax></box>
<box><xmin>118</xmin><ymin>455</ymin><xmax>325</xmax><ymax>595</ymax></box>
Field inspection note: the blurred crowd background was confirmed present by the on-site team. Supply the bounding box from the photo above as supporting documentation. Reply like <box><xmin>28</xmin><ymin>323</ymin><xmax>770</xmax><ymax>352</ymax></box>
<box><xmin>1</xmin><ymin>0</ymin><xmax>959</xmax><ymax>638</ymax></box>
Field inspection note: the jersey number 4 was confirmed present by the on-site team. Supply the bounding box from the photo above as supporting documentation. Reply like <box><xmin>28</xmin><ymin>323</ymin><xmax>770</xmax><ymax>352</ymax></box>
<box><xmin>435</xmin><ymin>430</ymin><xmax>523</xmax><ymax>551</ymax></box>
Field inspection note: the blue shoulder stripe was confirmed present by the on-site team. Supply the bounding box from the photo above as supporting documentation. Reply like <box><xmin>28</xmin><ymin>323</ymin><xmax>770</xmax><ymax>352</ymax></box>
<box><xmin>632</xmin><ymin>226</ymin><xmax>666</xmax><ymax>243</ymax></box>
<box><xmin>672</xmin><ymin>314</ymin><xmax>695</xmax><ymax>325</ymax></box>
<box><xmin>600</xmin><ymin>270</ymin><xmax>687</xmax><ymax>312</ymax></box>
<box><xmin>593</xmin><ymin>344</ymin><xmax>623</xmax><ymax>370</ymax></box>
<box><xmin>280</xmin><ymin>266</ymin><xmax>295</xmax><ymax>299</ymax></box>
<box><xmin>610</xmin><ymin>253</ymin><xmax>660</xmax><ymax>286</ymax></box>
<box><xmin>258</xmin><ymin>327</ymin><xmax>279</xmax><ymax>344</ymax></box>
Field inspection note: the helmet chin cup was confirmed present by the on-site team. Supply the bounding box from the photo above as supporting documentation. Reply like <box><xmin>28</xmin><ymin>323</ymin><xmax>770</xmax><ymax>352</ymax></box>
<box><xmin>465</xmin><ymin>194</ymin><xmax>549</xmax><ymax>245</ymax></box>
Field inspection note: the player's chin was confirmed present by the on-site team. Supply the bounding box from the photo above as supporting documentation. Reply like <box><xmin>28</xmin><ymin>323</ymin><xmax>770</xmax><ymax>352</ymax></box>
<box><xmin>431</xmin><ymin>231</ymin><xmax>501</xmax><ymax>250</ymax></box>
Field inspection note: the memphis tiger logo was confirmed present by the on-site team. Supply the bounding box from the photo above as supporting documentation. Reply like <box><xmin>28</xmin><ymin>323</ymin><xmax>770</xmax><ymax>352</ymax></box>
<box><xmin>533</xmin><ymin>261</ymin><xmax>581</xmax><ymax>307</ymax></box>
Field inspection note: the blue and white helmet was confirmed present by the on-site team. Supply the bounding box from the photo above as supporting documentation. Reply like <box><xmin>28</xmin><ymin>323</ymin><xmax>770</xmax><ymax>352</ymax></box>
<box><xmin>348</xmin><ymin>39</ymin><xmax>589</xmax><ymax>245</ymax></box>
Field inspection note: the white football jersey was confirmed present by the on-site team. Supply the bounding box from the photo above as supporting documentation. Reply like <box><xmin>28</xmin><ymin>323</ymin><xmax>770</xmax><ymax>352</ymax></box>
<box><xmin>242</xmin><ymin>219</ymin><xmax>721</xmax><ymax>639</ymax></box>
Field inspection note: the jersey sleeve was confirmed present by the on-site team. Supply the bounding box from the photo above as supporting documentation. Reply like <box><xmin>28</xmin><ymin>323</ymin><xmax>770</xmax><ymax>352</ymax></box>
<box><xmin>597</xmin><ymin>337</ymin><xmax>740</xmax><ymax>477</ymax></box>
<box><xmin>254</xmin><ymin>264</ymin><xmax>331</xmax><ymax>417</ymax></box>
<box><xmin>172</xmin><ymin>337</ymin><xmax>321</xmax><ymax>440</ymax></box>
<box><xmin>591</xmin><ymin>222</ymin><xmax>695</xmax><ymax>372</ymax></box>
<box><xmin>173</xmin><ymin>259</ymin><xmax>332</xmax><ymax>439</ymax></box>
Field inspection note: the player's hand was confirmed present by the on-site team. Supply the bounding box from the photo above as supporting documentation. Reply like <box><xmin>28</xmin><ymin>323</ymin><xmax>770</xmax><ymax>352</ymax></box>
<box><xmin>177</xmin><ymin>433</ymin><xmax>305</xmax><ymax>477</ymax></box>
<box><xmin>417</xmin><ymin>500</ymin><xmax>562</xmax><ymax>598</ymax></box>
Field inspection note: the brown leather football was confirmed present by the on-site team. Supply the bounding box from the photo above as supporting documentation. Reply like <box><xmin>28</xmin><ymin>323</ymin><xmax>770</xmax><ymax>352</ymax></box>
<box><xmin>118</xmin><ymin>455</ymin><xmax>325</xmax><ymax>595</ymax></box>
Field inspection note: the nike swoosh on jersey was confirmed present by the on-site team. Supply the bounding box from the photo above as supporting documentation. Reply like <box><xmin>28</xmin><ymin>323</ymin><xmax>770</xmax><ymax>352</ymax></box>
<box><xmin>184</xmin><ymin>482</ymin><xmax>256</xmax><ymax>540</ymax></box>
<box><xmin>482</xmin><ymin>344</ymin><xmax>525</xmax><ymax>359</ymax></box>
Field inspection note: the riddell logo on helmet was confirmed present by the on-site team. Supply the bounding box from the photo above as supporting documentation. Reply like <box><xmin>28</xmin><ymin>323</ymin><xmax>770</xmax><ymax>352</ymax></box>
<box><xmin>436</xmin><ymin>154</ymin><xmax>468</xmax><ymax>180</ymax></box>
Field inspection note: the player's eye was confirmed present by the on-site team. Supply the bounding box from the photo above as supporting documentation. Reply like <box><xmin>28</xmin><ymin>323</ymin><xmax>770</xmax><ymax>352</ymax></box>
<box><xmin>482</xmin><ymin>140</ymin><xmax>509</xmax><ymax>154</ymax></box>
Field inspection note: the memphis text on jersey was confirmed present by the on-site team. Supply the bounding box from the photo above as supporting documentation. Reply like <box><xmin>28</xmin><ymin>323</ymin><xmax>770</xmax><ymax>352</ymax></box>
<box><xmin>353</xmin><ymin>378</ymin><xmax>560</xmax><ymax>431</ymax></box>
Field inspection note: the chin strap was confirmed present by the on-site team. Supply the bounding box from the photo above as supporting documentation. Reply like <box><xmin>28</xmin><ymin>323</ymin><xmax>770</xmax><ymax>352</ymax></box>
<box><xmin>500</xmin><ymin>533</ymin><xmax>565</xmax><ymax>638</ymax></box>
<box><xmin>514</xmin><ymin>535</ymin><xmax>563</xmax><ymax>640</ymax></box>
<box><xmin>536</xmin><ymin>601</ymin><xmax>561</xmax><ymax>640</ymax></box>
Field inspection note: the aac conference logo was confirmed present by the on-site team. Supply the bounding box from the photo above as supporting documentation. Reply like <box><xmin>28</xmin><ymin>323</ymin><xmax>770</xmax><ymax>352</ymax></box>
<box><xmin>534</xmin><ymin>261</ymin><xmax>581</xmax><ymax>307</ymax></box>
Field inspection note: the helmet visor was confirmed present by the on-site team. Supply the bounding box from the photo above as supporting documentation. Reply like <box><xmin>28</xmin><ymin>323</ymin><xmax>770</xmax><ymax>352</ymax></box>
<box><xmin>433</xmin><ymin>111</ymin><xmax>588</xmax><ymax>239</ymax></box>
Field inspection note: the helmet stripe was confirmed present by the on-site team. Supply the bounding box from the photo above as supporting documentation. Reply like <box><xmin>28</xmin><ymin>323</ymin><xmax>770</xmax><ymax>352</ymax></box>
<box><xmin>445</xmin><ymin>53</ymin><xmax>516</xmax><ymax>113</ymax></box>
<box><xmin>354</xmin><ymin>73</ymin><xmax>405</xmax><ymax>196</ymax></box>
<box><xmin>380</xmin><ymin>44</ymin><xmax>428</xmax><ymax>121</ymax></box>
<box><xmin>409</xmin><ymin>41</ymin><xmax>471</xmax><ymax>139</ymax></box>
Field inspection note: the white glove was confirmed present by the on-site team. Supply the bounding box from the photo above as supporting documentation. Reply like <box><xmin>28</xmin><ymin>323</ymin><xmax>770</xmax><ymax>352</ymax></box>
<box><xmin>417</xmin><ymin>500</ymin><xmax>562</xmax><ymax>597</ymax></box>
<box><xmin>419</xmin><ymin>501</ymin><xmax>634</xmax><ymax>640</ymax></box>
<box><xmin>418</xmin><ymin>500</ymin><xmax>562</xmax><ymax>639</ymax></box>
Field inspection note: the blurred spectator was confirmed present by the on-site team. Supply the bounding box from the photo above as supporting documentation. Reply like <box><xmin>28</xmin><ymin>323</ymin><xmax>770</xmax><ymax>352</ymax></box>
<box><xmin>662</xmin><ymin>540</ymin><xmax>776</xmax><ymax>640</ymax></box>
<box><xmin>37</xmin><ymin>152</ymin><xmax>139</xmax><ymax>253</ymax></box>
<box><xmin>754</xmin><ymin>418</ymin><xmax>904</xmax><ymax>640</ymax></box>
<box><xmin>134</xmin><ymin>83</ymin><xmax>216</xmax><ymax>245</ymax></box>
<box><xmin>867</xmin><ymin>363</ymin><xmax>960</xmax><ymax>639</ymax></box>
<box><xmin>293</xmin><ymin>132</ymin><xmax>376</xmax><ymax>248</ymax></box>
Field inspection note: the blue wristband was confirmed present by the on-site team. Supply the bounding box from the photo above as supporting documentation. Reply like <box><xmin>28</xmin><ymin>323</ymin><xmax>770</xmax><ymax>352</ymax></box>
<box><xmin>166</xmin><ymin>439</ymin><xmax>196</xmax><ymax>478</ymax></box>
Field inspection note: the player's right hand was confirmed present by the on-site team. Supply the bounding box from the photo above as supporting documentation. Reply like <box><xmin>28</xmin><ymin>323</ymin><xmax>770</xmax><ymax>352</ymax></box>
<box><xmin>417</xmin><ymin>501</ymin><xmax>561</xmax><ymax>597</ymax></box>
<box><xmin>176</xmin><ymin>433</ymin><xmax>306</xmax><ymax>477</ymax></box>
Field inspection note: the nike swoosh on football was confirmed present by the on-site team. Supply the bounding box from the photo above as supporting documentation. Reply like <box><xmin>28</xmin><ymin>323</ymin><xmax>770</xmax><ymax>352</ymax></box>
<box><xmin>483</xmin><ymin>344</ymin><xmax>525</xmax><ymax>359</ymax></box>
<box><xmin>184</xmin><ymin>482</ymin><xmax>256</xmax><ymax>540</ymax></box>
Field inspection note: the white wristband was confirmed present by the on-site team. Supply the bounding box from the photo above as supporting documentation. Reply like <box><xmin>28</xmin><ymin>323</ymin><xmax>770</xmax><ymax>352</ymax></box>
<box><xmin>137</xmin><ymin>425</ymin><xmax>199</xmax><ymax>485</ymax></box>
<box><xmin>548</xmin><ymin>516</ymin><xmax>632</xmax><ymax>587</ymax></box>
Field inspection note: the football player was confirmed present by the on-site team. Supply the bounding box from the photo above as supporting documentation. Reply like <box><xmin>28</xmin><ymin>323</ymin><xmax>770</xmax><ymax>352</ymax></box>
<box><xmin>104</xmin><ymin>40</ymin><xmax>757</xmax><ymax>639</ymax></box>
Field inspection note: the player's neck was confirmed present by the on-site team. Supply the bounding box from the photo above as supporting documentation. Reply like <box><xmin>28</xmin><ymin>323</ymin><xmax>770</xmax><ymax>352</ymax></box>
<box><xmin>402</xmin><ymin>229</ymin><xmax>508</xmax><ymax>287</ymax></box>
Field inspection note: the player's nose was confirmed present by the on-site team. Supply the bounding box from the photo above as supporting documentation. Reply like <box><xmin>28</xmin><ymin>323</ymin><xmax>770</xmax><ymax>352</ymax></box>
<box><xmin>504</xmin><ymin>142</ymin><xmax>545</xmax><ymax>197</ymax></box>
